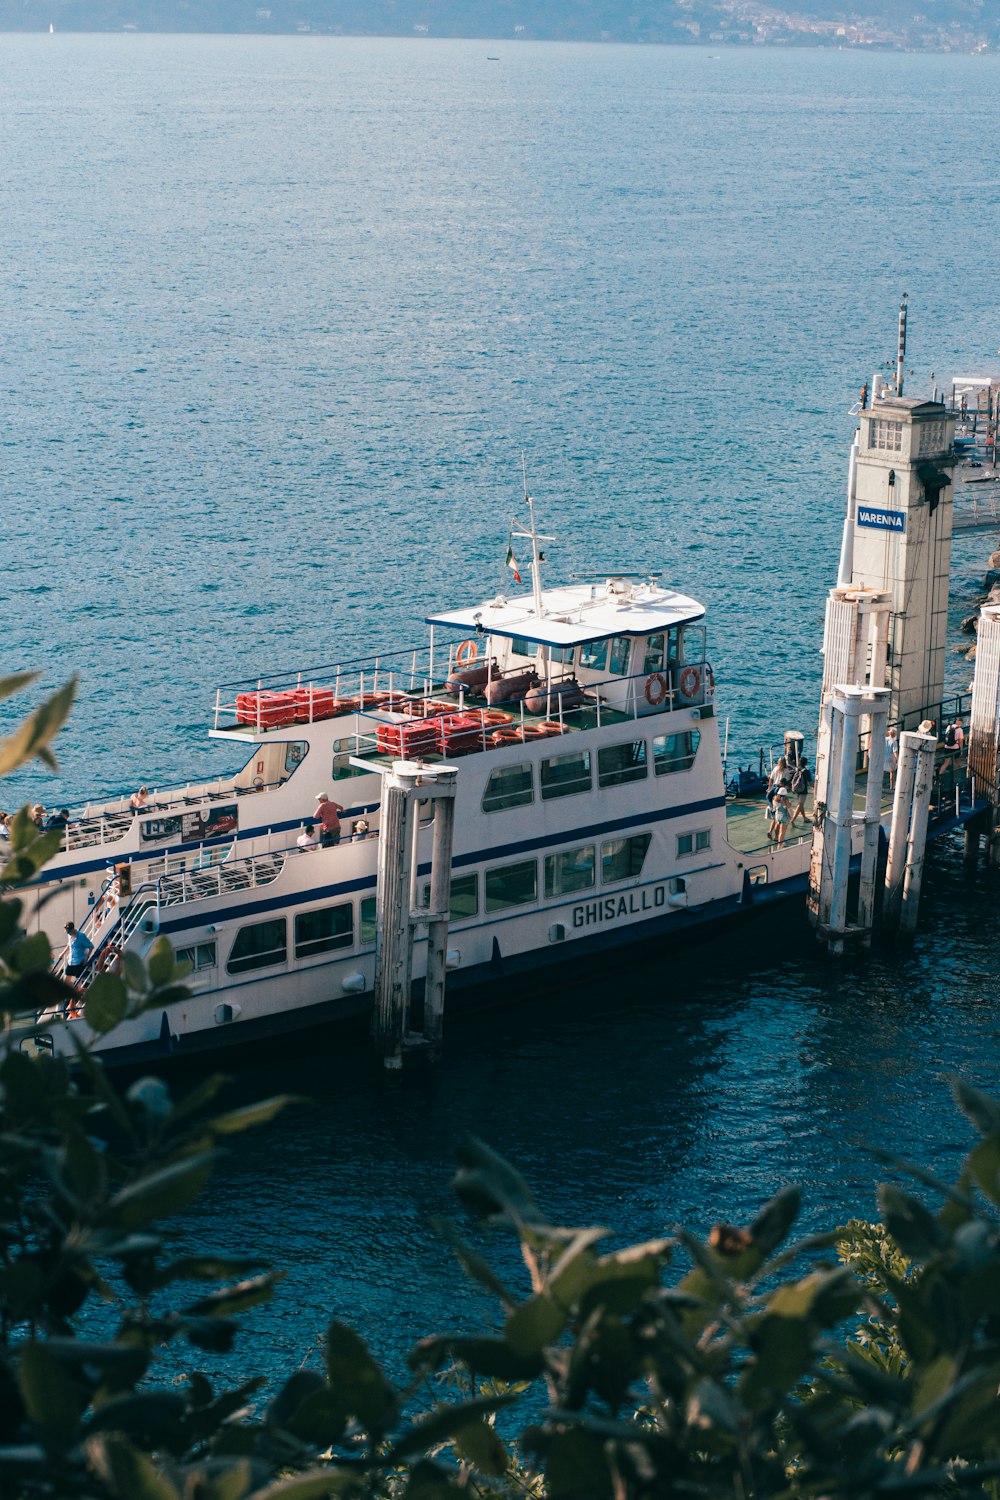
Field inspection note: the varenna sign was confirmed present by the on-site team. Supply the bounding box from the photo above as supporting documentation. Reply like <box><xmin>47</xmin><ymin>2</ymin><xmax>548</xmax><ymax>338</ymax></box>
<box><xmin>858</xmin><ymin>507</ymin><xmax>905</xmax><ymax>533</ymax></box>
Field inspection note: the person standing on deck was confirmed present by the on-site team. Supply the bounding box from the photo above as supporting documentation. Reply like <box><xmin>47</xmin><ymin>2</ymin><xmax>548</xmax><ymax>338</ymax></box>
<box><xmin>787</xmin><ymin>757</ymin><xmax>812</xmax><ymax>827</ymax></box>
<box><xmin>314</xmin><ymin>793</ymin><xmax>345</xmax><ymax>847</ymax></box>
<box><xmin>64</xmin><ymin>922</ymin><xmax>93</xmax><ymax>982</ymax></box>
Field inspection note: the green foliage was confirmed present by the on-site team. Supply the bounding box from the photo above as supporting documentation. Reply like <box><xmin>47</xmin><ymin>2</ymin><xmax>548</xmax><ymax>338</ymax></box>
<box><xmin>7</xmin><ymin>669</ymin><xmax>1000</xmax><ymax>1497</ymax></box>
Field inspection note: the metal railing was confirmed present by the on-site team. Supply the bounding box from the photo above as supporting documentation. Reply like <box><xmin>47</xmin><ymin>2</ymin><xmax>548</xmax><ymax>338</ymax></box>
<box><xmin>158</xmin><ymin>848</ymin><xmax>286</xmax><ymax>908</ymax></box>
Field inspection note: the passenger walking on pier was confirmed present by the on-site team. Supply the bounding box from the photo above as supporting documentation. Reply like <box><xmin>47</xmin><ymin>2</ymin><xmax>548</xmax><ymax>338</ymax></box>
<box><xmin>885</xmin><ymin>726</ymin><xmax>899</xmax><ymax>789</ymax></box>
<box><xmin>772</xmin><ymin>787</ymin><xmax>792</xmax><ymax>845</ymax></box>
<box><xmin>766</xmin><ymin>756</ymin><xmax>791</xmax><ymax>838</ymax></box>
<box><xmin>314</xmin><ymin>793</ymin><xmax>345</xmax><ymax>847</ymax></box>
<box><xmin>787</xmin><ymin>756</ymin><xmax>812</xmax><ymax>827</ymax></box>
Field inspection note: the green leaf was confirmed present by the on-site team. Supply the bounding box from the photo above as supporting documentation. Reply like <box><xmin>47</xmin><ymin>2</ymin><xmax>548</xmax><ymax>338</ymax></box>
<box><xmin>325</xmin><ymin>1321</ymin><xmax>395</xmax><ymax>1436</ymax></box>
<box><xmin>967</xmin><ymin>1137</ymin><xmax>1000</xmax><ymax>1205</ymax></box>
<box><xmin>504</xmin><ymin>1293</ymin><xmax>567</xmax><ymax>1356</ymax></box>
<box><xmin>41</xmin><ymin>1339</ymin><xmax>150</xmax><ymax>1385</ymax></box>
<box><xmin>741</xmin><ymin>1314</ymin><xmax>814</xmax><ymax>1408</ymax></box>
<box><xmin>84</xmin><ymin>1434</ymin><xmax>181</xmax><ymax>1500</ymax></box>
<box><xmin>878</xmin><ymin>1184</ymin><xmax>948</xmax><ymax>1260</ymax></box>
<box><xmin>85</xmin><ymin>973</ymin><xmax>129</xmax><ymax>1034</ymax></box>
<box><xmin>245</xmin><ymin>1471</ymin><xmax>358</xmax><ymax>1499</ymax></box>
<box><xmin>409</xmin><ymin>1335</ymin><xmax>543</xmax><ymax>1383</ymax></box>
<box><xmin>388</xmin><ymin>1392</ymin><xmax>519</xmax><ymax>1462</ymax></box>
<box><xmin>87</xmin><ymin>1391</ymin><xmax>187</xmax><ymax>1444</ymax></box>
<box><xmin>454</xmin><ymin>1417</ymin><xmax>508</xmax><ymax>1476</ymax></box>
<box><xmin>152</xmin><ymin>1255</ymin><xmax>270</xmax><ymax>1288</ymax></box>
<box><xmin>108</xmin><ymin>1152</ymin><xmax>214</xmax><ymax>1227</ymax></box>
<box><xmin>0</xmin><ymin>670</ymin><xmax>39</xmax><ymax>703</ymax></box>
<box><xmin>17</xmin><ymin>1342</ymin><xmax>82</xmax><ymax>1448</ymax></box>
<box><xmin>208</xmin><ymin>1096</ymin><xmax>294</xmax><ymax>1136</ymax></box>
<box><xmin>181</xmin><ymin>1273</ymin><xmax>278</xmax><ymax>1319</ymax></box>
<box><xmin>428</xmin><ymin>1215</ymin><xmax>513</xmax><ymax>1306</ymax></box>
<box><xmin>146</xmin><ymin>936</ymin><xmax>176</xmax><ymax>987</ymax></box>
<box><xmin>122</xmin><ymin>951</ymin><xmax>148</xmax><ymax>992</ymax></box>
<box><xmin>950</xmin><ymin>1077</ymin><xmax>1000</xmax><ymax>1138</ymax></box>
<box><xmin>452</xmin><ymin>1136</ymin><xmax>542</xmax><ymax>1223</ymax></box>
<box><xmin>750</xmin><ymin>1184</ymin><xmax>802</xmax><ymax>1259</ymax></box>
<box><xmin>8</xmin><ymin>931</ymin><xmax>52</xmax><ymax>974</ymax></box>
<box><xmin>0</xmin><ymin>678</ymin><xmax>76</xmax><ymax>779</ymax></box>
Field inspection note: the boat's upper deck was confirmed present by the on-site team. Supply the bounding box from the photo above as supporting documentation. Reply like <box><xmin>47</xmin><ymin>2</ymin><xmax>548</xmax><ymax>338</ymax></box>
<box><xmin>426</xmin><ymin>577</ymin><xmax>704</xmax><ymax>646</ymax></box>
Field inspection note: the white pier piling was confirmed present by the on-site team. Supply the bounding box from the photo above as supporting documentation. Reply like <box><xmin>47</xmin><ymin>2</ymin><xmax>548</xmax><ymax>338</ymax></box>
<box><xmin>371</xmin><ymin>760</ymin><xmax>458</xmax><ymax>1069</ymax></box>
<box><xmin>882</xmin><ymin>731</ymin><xmax>937</xmax><ymax>936</ymax></box>
<box><xmin>968</xmin><ymin>604</ymin><xmax>1000</xmax><ymax>866</ymax></box>
<box><xmin>813</xmin><ymin>685</ymin><xmax>889</xmax><ymax>954</ymax></box>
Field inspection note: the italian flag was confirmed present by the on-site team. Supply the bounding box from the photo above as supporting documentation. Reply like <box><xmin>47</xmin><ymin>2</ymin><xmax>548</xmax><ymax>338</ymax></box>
<box><xmin>505</xmin><ymin>544</ymin><xmax>522</xmax><ymax>584</ymax></box>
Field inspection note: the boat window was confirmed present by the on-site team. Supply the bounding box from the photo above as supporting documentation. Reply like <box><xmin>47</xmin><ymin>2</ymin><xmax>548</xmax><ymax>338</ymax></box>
<box><xmin>419</xmin><ymin>873</ymin><xmax>479</xmax><ymax>921</ymax></box>
<box><xmin>608</xmin><ymin>637</ymin><xmax>631</xmax><ymax>675</ymax></box>
<box><xmin>284</xmin><ymin>741</ymin><xmax>308</xmax><ymax>775</ymax></box>
<box><xmin>652</xmin><ymin>730</ymin><xmax>700</xmax><ymax>774</ymax></box>
<box><xmin>598</xmin><ymin>741</ymin><xmax>648</xmax><ymax>789</ymax></box>
<box><xmin>579</xmin><ymin>639</ymin><xmax>608</xmax><ymax>672</ymax></box>
<box><xmin>19</xmin><ymin>1034</ymin><xmax>53</xmax><ymax>1058</ymax></box>
<box><xmin>227</xmin><ymin>918</ymin><xmax>287</xmax><ymax>975</ymax></box>
<box><xmin>681</xmin><ymin>625</ymin><xmax>706</xmax><ymax>664</ymax></box>
<box><xmin>643</xmin><ymin>634</ymin><xmax>664</xmax><ymax>673</ymax></box>
<box><xmin>484</xmin><ymin>859</ymin><xmax>537</xmax><ymax>912</ymax></box>
<box><xmin>176</xmin><ymin>941</ymin><xmax>217</xmax><ymax>972</ymax></box>
<box><xmin>482</xmin><ymin>762</ymin><xmax>533</xmax><ymax>813</ymax></box>
<box><xmin>295</xmin><ymin>904</ymin><xmax>353</xmax><ymax>959</ymax></box>
<box><xmin>540</xmin><ymin>749</ymin><xmax>592</xmax><ymax>800</ymax></box>
<box><xmin>677</xmin><ymin>829</ymin><xmax>711</xmax><ymax>857</ymax></box>
<box><xmin>601</xmin><ymin>832</ymin><xmax>652</xmax><ymax>884</ymax></box>
<box><xmin>544</xmin><ymin>845</ymin><xmax>596</xmax><ymax>898</ymax></box>
<box><xmin>332</xmin><ymin>737</ymin><xmax>367</xmax><ymax>781</ymax></box>
<box><xmin>510</xmin><ymin>637</ymin><xmax>573</xmax><ymax>665</ymax></box>
<box><xmin>360</xmin><ymin>895</ymin><xmax>376</xmax><ymax>944</ymax></box>
<box><xmin>747</xmin><ymin>864</ymin><xmax>768</xmax><ymax>886</ymax></box>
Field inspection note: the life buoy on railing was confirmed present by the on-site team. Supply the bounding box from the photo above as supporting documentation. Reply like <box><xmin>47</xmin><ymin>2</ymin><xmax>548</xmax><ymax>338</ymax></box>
<box><xmin>644</xmin><ymin>672</ymin><xmax>668</xmax><ymax>707</ymax></box>
<box><xmin>678</xmin><ymin>665</ymin><xmax>702</xmax><ymax>701</ymax></box>
<box><xmin>455</xmin><ymin>639</ymin><xmax>479</xmax><ymax>666</ymax></box>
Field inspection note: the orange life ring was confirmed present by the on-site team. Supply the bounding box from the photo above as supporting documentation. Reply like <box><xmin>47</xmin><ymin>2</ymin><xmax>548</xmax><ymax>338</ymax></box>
<box><xmin>455</xmin><ymin>639</ymin><xmax>479</xmax><ymax>666</ymax></box>
<box><xmin>645</xmin><ymin>672</ymin><xmax>668</xmax><ymax>706</ymax></box>
<box><xmin>678</xmin><ymin>665</ymin><xmax>701</xmax><ymax>700</ymax></box>
<box><xmin>491</xmin><ymin>729</ymin><xmax>521</xmax><ymax>747</ymax></box>
<box><xmin>481</xmin><ymin>709</ymin><xmax>513</xmax><ymax>727</ymax></box>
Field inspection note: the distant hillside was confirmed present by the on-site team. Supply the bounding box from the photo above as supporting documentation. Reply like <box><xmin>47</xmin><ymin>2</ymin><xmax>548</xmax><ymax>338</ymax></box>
<box><xmin>8</xmin><ymin>0</ymin><xmax>998</xmax><ymax>49</ymax></box>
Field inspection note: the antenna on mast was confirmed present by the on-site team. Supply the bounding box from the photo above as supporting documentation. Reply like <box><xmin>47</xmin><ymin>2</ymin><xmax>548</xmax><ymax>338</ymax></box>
<box><xmin>896</xmin><ymin>292</ymin><xmax>908</xmax><ymax>397</ymax></box>
<box><xmin>512</xmin><ymin>452</ymin><xmax>552</xmax><ymax>619</ymax></box>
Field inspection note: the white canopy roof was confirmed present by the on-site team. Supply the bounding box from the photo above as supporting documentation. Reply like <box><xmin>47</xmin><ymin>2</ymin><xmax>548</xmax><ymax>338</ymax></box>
<box><xmin>426</xmin><ymin>578</ymin><xmax>705</xmax><ymax>647</ymax></box>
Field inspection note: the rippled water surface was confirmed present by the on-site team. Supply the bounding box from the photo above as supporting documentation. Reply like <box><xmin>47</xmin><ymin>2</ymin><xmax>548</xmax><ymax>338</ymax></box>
<box><xmin>4</xmin><ymin>34</ymin><xmax>1000</xmax><ymax>1378</ymax></box>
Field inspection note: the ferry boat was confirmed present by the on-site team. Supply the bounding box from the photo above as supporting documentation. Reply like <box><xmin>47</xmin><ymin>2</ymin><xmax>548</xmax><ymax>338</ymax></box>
<box><xmin>20</xmin><ymin>501</ymin><xmax>834</xmax><ymax>1068</ymax></box>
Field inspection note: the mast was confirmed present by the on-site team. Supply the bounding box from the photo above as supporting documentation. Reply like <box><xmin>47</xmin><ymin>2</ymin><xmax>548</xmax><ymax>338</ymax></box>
<box><xmin>513</xmin><ymin>453</ymin><xmax>552</xmax><ymax>619</ymax></box>
<box><xmin>896</xmin><ymin>292</ymin><xmax>908</xmax><ymax>396</ymax></box>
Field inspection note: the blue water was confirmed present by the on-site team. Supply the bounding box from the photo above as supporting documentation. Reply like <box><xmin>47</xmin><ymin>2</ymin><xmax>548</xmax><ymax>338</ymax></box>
<box><xmin>5</xmin><ymin>34</ymin><xmax>1000</xmax><ymax>1380</ymax></box>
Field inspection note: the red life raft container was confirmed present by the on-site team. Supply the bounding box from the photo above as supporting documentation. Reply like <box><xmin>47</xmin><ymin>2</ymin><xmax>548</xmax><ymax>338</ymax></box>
<box><xmin>292</xmin><ymin>686</ymin><xmax>337</xmax><ymax>722</ymax></box>
<box><xmin>375</xmin><ymin>717</ymin><xmax>448</xmax><ymax>759</ymax></box>
<box><xmin>235</xmin><ymin>690</ymin><xmax>296</xmax><ymax>729</ymax></box>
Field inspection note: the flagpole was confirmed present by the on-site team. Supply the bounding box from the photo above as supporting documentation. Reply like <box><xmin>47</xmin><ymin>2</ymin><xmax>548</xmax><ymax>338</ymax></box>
<box><xmin>522</xmin><ymin>453</ymin><xmax>545</xmax><ymax>619</ymax></box>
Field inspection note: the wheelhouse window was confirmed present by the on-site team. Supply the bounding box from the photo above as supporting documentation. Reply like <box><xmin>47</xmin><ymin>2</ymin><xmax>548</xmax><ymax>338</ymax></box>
<box><xmin>653</xmin><ymin>730</ymin><xmax>700</xmax><ymax>774</ymax></box>
<box><xmin>540</xmin><ymin>749</ymin><xmax>592</xmax><ymax>800</ymax></box>
<box><xmin>544</xmin><ymin>845</ymin><xmax>596</xmax><ymax>898</ymax></box>
<box><xmin>643</xmin><ymin>629</ymin><xmax>680</xmax><ymax>674</ymax></box>
<box><xmin>509</xmin><ymin>638</ymin><xmax>573</xmax><ymax>664</ymax></box>
<box><xmin>482</xmin><ymin>762</ymin><xmax>533</xmax><ymax>813</ymax></box>
<box><xmin>608</xmin><ymin>637</ymin><xmax>631</xmax><ymax>675</ymax></box>
<box><xmin>681</xmin><ymin>624</ymin><xmax>706</xmax><ymax>663</ymax></box>
<box><xmin>333</xmin><ymin>737</ymin><xmax>366</xmax><ymax>780</ymax></box>
<box><xmin>598</xmin><ymin>741</ymin><xmax>647</xmax><ymax>788</ymax></box>
<box><xmin>579</xmin><ymin>639</ymin><xmax>608</xmax><ymax>672</ymax></box>
<box><xmin>677</xmin><ymin>829</ymin><xmax>711</xmax><ymax>857</ymax></box>
<box><xmin>360</xmin><ymin>895</ymin><xmax>376</xmax><ymax>944</ymax></box>
<box><xmin>601</xmin><ymin>833</ymin><xmax>652</xmax><ymax>884</ymax></box>
<box><xmin>484</xmin><ymin>859</ymin><xmax>537</xmax><ymax>912</ymax></box>
<box><xmin>227</xmin><ymin>918</ymin><xmax>287</xmax><ymax>975</ymax></box>
<box><xmin>295</xmin><ymin>904</ymin><xmax>353</xmax><ymax>959</ymax></box>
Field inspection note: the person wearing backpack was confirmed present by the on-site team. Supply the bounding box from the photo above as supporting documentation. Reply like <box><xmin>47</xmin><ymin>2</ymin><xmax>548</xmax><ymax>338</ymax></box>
<box><xmin>788</xmin><ymin>755</ymin><xmax>812</xmax><ymax>827</ymax></box>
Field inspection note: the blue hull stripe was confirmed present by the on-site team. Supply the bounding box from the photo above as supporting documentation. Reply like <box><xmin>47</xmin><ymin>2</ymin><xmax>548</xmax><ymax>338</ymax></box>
<box><xmin>156</xmin><ymin>794</ymin><xmax>725</xmax><ymax>936</ymax></box>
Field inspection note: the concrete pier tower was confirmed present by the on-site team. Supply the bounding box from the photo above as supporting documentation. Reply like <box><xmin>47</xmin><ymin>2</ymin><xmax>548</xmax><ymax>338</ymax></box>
<box><xmin>843</xmin><ymin>395</ymin><xmax>956</xmax><ymax>727</ymax></box>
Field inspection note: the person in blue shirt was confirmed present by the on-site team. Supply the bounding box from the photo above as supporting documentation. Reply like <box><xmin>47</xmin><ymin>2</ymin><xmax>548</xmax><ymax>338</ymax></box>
<box><xmin>64</xmin><ymin>922</ymin><xmax>93</xmax><ymax>979</ymax></box>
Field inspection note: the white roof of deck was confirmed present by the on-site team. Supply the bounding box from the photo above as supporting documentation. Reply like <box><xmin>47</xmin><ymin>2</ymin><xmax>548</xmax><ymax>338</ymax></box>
<box><xmin>426</xmin><ymin>579</ymin><xmax>705</xmax><ymax>647</ymax></box>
